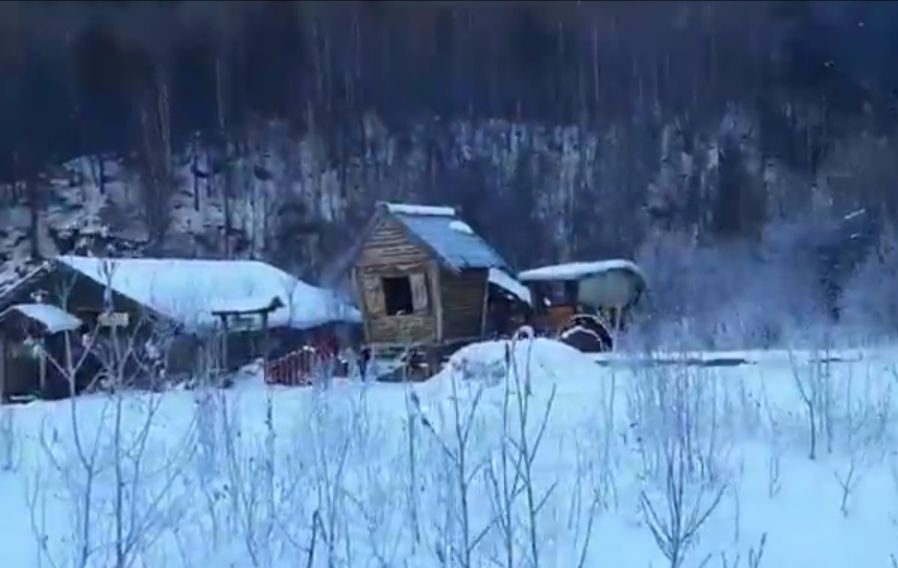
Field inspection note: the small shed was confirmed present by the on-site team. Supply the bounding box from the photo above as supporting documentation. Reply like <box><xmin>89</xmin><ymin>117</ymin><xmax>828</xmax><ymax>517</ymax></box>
<box><xmin>486</xmin><ymin>268</ymin><xmax>533</xmax><ymax>337</ymax></box>
<box><xmin>0</xmin><ymin>303</ymin><xmax>85</xmax><ymax>399</ymax></box>
<box><xmin>518</xmin><ymin>259</ymin><xmax>647</xmax><ymax>332</ymax></box>
<box><xmin>347</xmin><ymin>202</ymin><xmax>513</xmax><ymax>349</ymax></box>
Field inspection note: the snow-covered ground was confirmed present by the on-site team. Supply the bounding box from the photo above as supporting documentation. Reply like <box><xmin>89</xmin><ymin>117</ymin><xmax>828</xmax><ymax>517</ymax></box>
<box><xmin>2</xmin><ymin>338</ymin><xmax>898</xmax><ymax>567</ymax></box>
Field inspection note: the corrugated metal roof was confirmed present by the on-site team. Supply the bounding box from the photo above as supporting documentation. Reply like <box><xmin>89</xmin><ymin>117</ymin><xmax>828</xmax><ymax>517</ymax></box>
<box><xmin>389</xmin><ymin>207</ymin><xmax>508</xmax><ymax>271</ymax></box>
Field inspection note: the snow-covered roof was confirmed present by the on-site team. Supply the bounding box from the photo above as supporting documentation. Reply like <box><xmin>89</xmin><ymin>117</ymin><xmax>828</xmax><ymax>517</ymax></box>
<box><xmin>518</xmin><ymin>259</ymin><xmax>645</xmax><ymax>283</ymax></box>
<box><xmin>385</xmin><ymin>203</ymin><xmax>508</xmax><ymax>271</ymax></box>
<box><xmin>56</xmin><ymin>256</ymin><xmax>361</xmax><ymax>333</ymax></box>
<box><xmin>384</xmin><ymin>203</ymin><xmax>456</xmax><ymax>217</ymax></box>
<box><xmin>488</xmin><ymin>268</ymin><xmax>532</xmax><ymax>305</ymax></box>
<box><xmin>2</xmin><ymin>303</ymin><xmax>82</xmax><ymax>334</ymax></box>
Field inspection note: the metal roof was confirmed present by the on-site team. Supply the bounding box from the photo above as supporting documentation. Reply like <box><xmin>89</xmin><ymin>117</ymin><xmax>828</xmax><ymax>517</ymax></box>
<box><xmin>387</xmin><ymin>205</ymin><xmax>509</xmax><ymax>271</ymax></box>
<box><xmin>518</xmin><ymin>259</ymin><xmax>646</xmax><ymax>283</ymax></box>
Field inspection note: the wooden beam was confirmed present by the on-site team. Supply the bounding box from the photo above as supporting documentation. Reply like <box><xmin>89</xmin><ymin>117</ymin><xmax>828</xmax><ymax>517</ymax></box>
<box><xmin>261</xmin><ymin>311</ymin><xmax>270</xmax><ymax>366</ymax></box>
<box><xmin>479</xmin><ymin>269</ymin><xmax>490</xmax><ymax>337</ymax></box>
<box><xmin>218</xmin><ymin>314</ymin><xmax>229</xmax><ymax>375</ymax></box>
<box><xmin>352</xmin><ymin>268</ymin><xmax>373</xmax><ymax>344</ymax></box>
<box><xmin>38</xmin><ymin>338</ymin><xmax>46</xmax><ymax>394</ymax></box>
<box><xmin>0</xmin><ymin>334</ymin><xmax>6</xmax><ymax>401</ymax></box>
<box><xmin>430</xmin><ymin>262</ymin><xmax>444</xmax><ymax>343</ymax></box>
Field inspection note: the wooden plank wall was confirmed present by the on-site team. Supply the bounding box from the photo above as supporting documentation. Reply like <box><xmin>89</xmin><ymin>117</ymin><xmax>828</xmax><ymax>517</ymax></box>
<box><xmin>439</xmin><ymin>268</ymin><xmax>488</xmax><ymax>341</ymax></box>
<box><xmin>355</xmin><ymin>218</ymin><xmax>438</xmax><ymax>345</ymax></box>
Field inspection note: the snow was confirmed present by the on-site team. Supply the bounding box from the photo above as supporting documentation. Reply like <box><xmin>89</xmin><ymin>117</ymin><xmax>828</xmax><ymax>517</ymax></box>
<box><xmin>0</xmin><ymin>262</ymin><xmax>51</xmax><ymax>297</ymax></box>
<box><xmin>384</xmin><ymin>202</ymin><xmax>456</xmax><ymax>217</ymax></box>
<box><xmin>488</xmin><ymin>267</ymin><xmax>532</xmax><ymax>304</ymax></box>
<box><xmin>7</xmin><ymin>304</ymin><xmax>82</xmax><ymax>334</ymax></box>
<box><xmin>4</xmin><ymin>338</ymin><xmax>898</xmax><ymax>567</ymax></box>
<box><xmin>518</xmin><ymin>258</ymin><xmax>645</xmax><ymax>282</ymax></box>
<box><xmin>448</xmin><ymin>219</ymin><xmax>474</xmax><ymax>235</ymax></box>
<box><xmin>844</xmin><ymin>208</ymin><xmax>866</xmax><ymax>221</ymax></box>
<box><xmin>56</xmin><ymin>256</ymin><xmax>361</xmax><ymax>332</ymax></box>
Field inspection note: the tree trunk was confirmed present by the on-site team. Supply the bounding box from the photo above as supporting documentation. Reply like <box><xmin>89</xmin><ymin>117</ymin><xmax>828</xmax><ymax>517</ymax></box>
<box><xmin>136</xmin><ymin>62</ymin><xmax>173</xmax><ymax>252</ymax></box>
<box><xmin>215</xmin><ymin>54</ymin><xmax>233</xmax><ymax>258</ymax></box>
<box><xmin>27</xmin><ymin>176</ymin><xmax>41</xmax><ymax>260</ymax></box>
<box><xmin>193</xmin><ymin>144</ymin><xmax>201</xmax><ymax>212</ymax></box>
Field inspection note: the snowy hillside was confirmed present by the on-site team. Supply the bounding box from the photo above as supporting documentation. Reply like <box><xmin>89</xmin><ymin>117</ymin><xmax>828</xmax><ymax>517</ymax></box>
<box><xmin>0</xmin><ymin>152</ymin><xmax>287</xmax><ymax>294</ymax></box>
<box><xmin>1</xmin><ymin>338</ymin><xmax>897</xmax><ymax>567</ymax></box>
<box><xmin>0</xmin><ymin>104</ymin><xmax>801</xmax><ymax>297</ymax></box>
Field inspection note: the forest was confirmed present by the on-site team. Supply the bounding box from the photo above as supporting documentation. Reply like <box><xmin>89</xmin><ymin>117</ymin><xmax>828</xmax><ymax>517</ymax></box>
<box><xmin>2</xmin><ymin>0</ymin><xmax>898</xmax><ymax>346</ymax></box>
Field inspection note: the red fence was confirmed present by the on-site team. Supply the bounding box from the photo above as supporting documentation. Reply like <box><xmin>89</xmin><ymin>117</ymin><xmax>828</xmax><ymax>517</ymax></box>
<box><xmin>264</xmin><ymin>346</ymin><xmax>351</xmax><ymax>386</ymax></box>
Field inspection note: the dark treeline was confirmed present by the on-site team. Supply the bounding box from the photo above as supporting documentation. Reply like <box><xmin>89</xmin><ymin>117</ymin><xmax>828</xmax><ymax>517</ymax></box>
<box><xmin>3</xmin><ymin>1</ymin><xmax>897</xmax><ymax>179</ymax></box>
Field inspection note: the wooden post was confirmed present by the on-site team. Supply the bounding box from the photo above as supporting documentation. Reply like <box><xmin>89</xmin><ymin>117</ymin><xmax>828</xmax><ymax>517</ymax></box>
<box><xmin>261</xmin><ymin>310</ymin><xmax>270</xmax><ymax>382</ymax></box>
<box><xmin>353</xmin><ymin>268</ymin><xmax>373</xmax><ymax>344</ymax></box>
<box><xmin>430</xmin><ymin>262</ymin><xmax>444</xmax><ymax>343</ymax></box>
<box><xmin>0</xmin><ymin>334</ymin><xmax>6</xmax><ymax>402</ymax></box>
<box><xmin>612</xmin><ymin>306</ymin><xmax>623</xmax><ymax>352</ymax></box>
<box><xmin>219</xmin><ymin>314</ymin><xmax>229</xmax><ymax>375</ymax></box>
<box><xmin>38</xmin><ymin>337</ymin><xmax>47</xmax><ymax>394</ymax></box>
<box><xmin>479</xmin><ymin>269</ymin><xmax>490</xmax><ymax>337</ymax></box>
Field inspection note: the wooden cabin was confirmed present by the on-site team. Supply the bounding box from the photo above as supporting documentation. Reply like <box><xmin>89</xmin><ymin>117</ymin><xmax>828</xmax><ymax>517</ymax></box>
<box><xmin>0</xmin><ymin>256</ymin><xmax>362</xmax><ymax>396</ymax></box>
<box><xmin>344</xmin><ymin>202</ymin><xmax>522</xmax><ymax>351</ymax></box>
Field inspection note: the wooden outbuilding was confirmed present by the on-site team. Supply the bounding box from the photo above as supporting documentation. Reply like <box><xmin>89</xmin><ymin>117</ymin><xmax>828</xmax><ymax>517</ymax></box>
<box><xmin>0</xmin><ymin>255</ymin><xmax>362</xmax><ymax>397</ymax></box>
<box><xmin>518</xmin><ymin>259</ymin><xmax>647</xmax><ymax>352</ymax></box>
<box><xmin>0</xmin><ymin>303</ymin><xmax>87</xmax><ymax>400</ymax></box>
<box><xmin>344</xmin><ymin>202</ymin><xmax>523</xmax><ymax>353</ymax></box>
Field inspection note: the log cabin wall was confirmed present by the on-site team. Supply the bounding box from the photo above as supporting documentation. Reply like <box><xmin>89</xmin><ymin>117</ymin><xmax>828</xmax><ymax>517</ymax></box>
<box><xmin>354</xmin><ymin>218</ymin><xmax>438</xmax><ymax>345</ymax></box>
<box><xmin>439</xmin><ymin>268</ymin><xmax>488</xmax><ymax>341</ymax></box>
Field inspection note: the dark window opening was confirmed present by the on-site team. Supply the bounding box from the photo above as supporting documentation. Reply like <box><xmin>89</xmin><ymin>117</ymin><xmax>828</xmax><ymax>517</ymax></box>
<box><xmin>383</xmin><ymin>276</ymin><xmax>414</xmax><ymax>316</ymax></box>
<box><xmin>532</xmin><ymin>281</ymin><xmax>578</xmax><ymax>311</ymax></box>
<box><xmin>564</xmin><ymin>280</ymin><xmax>579</xmax><ymax>303</ymax></box>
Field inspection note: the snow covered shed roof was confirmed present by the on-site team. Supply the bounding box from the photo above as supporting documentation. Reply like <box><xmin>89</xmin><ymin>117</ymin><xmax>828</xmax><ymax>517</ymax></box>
<box><xmin>518</xmin><ymin>259</ymin><xmax>646</xmax><ymax>284</ymax></box>
<box><xmin>380</xmin><ymin>202</ymin><xmax>509</xmax><ymax>271</ymax></box>
<box><xmin>488</xmin><ymin>268</ymin><xmax>532</xmax><ymax>305</ymax></box>
<box><xmin>54</xmin><ymin>256</ymin><xmax>361</xmax><ymax>333</ymax></box>
<box><xmin>0</xmin><ymin>303</ymin><xmax>83</xmax><ymax>335</ymax></box>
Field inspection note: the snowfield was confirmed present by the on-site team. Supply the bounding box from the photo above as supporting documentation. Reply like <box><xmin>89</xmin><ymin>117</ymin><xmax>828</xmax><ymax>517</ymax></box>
<box><xmin>3</xmin><ymin>338</ymin><xmax>898</xmax><ymax>567</ymax></box>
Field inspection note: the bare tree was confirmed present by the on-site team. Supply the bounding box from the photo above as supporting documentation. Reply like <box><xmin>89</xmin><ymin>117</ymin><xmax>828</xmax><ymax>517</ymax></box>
<box><xmin>484</xmin><ymin>342</ymin><xmax>527</xmax><ymax>568</ymax></box>
<box><xmin>712</xmin><ymin>532</ymin><xmax>768</xmax><ymax>568</ymax></box>
<box><xmin>631</xmin><ymin>360</ymin><xmax>729</xmax><ymax>568</ymax></box>
<box><xmin>27</xmin><ymin>260</ymin><xmax>197</xmax><ymax>568</ymax></box>
<box><xmin>415</xmin><ymin>361</ymin><xmax>493</xmax><ymax>568</ymax></box>
<box><xmin>788</xmin><ymin>344</ymin><xmax>835</xmax><ymax>461</ymax></box>
<box><xmin>134</xmin><ymin>65</ymin><xmax>174</xmax><ymax>252</ymax></box>
<box><xmin>507</xmin><ymin>333</ymin><xmax>558</xmax><ymax>568</ymax></box>
<box><xmin>833</xmin><ymin>452</ymin><xmax>863</xmax><ymax>518</ymax></box>
<box><xmin>483</xmin><ymin>331</ymin><xmax>565</xmax><ymax>568</ymax></box>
